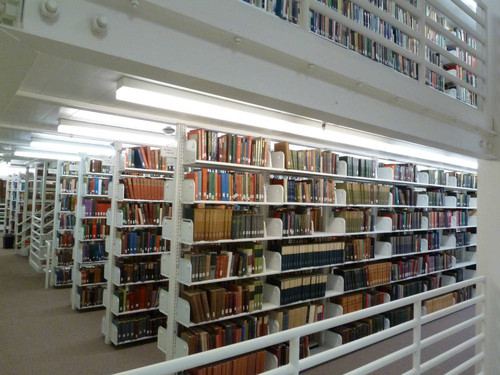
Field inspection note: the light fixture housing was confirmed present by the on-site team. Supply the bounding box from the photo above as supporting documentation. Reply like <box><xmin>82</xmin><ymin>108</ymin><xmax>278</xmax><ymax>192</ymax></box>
<box><xmin>115</xmin><ymin>77</ymin><xmax>478</xmax><ymax>170</ymax></box>
<box><xmin>30</xmin><ymin>138</ymin><xmax>114</xmax><ymax>156</ymax></box>
<box><xmin>58</xmin><ymin>119</ymin><xmax>176</xmax><ymax>147</ymax></box>
<box><xmin>14</xmin><ymin>150</ymin><xmax>82</xmax><ymax>161</ymax></box>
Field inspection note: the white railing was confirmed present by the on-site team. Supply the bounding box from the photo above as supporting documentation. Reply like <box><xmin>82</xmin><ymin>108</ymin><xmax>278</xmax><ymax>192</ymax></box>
<box><xmin>113</xmin><ymin>276</ymin><xmax>485</xmax><ymax>375</ymax></box>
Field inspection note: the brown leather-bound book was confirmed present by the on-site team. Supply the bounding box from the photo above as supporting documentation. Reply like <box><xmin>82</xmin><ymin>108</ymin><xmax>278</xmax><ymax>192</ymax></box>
<box><xmin>182</xmin><ymin>289</ymin><xmax>203</xmax><ymax>324</ymax></box>
<box><xmin>274</xmin><ymin>141</ymin><xmax>291</xmax><ymax>169</ymax></box>
<box><xmin>199</xmin><ymin>290</ymin><xmax>211</xmax><ymax>322</ymax></box>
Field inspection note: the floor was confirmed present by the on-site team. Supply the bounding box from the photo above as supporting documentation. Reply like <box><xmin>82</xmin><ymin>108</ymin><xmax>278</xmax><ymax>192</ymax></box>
<box><xmin>0</xmin><ymin>240</ymin><xmax>476</xmax><ymax>375</ymax></box>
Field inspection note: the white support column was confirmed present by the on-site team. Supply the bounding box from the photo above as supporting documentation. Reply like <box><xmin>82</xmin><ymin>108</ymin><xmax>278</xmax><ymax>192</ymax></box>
<box><xmin>412</xmin><ymin>300</ymin><xmax>422</xmax><ymax>374</ymax></box>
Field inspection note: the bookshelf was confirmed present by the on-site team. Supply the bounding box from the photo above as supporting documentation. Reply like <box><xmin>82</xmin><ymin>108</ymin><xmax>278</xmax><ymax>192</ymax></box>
<box><xmin>47</xmin><ymin>160</ymin><xmax>79</xmax><ymax>287</ymax></box>
<box><xmin>101</xmin><ymin>144</ymin><xmax>173</xmax><ymax>345</ymax></box>
<box><xmin>12</xmin><ymin>172</ymin><xmax>27</xmax><ymax>255</ymax></box>
<box><xmin>19</xmin><ymin>167</ymin><xmax>35</xmax><ymax>256</ymax></box>
<box><xmin>29</xmin><ymin>162</ymin><xmax>56</xmax><ymax>273</ymax></box>
<box><xmin>71</xmin><ymin>157</ymin><xmax>112</xmax><ymax>310</ymax></box>
<box><xmin>241</xmin><ymin>0</ymin><xmax>485</xmax><ymax>109</ymax></box>
<box><xmin>155</xmin><ymin>125</ymin><xmax>477</xmax><ymax>367</ymax></box>
<box><xmin>0</xmin><ymin>179</ymin><xmax>6</xmax><ymax>231</ymax></box>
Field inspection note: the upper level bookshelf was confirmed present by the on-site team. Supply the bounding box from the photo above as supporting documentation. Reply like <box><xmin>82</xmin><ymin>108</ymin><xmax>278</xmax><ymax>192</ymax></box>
<box><xmin>241</xmin><ymin>0</ymin><xmax>486</xmax><ymax>108</ymax></box>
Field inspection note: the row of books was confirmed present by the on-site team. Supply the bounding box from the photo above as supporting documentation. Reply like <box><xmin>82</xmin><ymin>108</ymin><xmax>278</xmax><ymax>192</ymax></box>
<box><xmin>118</xmin><ymin>202</ymin><xmax>171</xmax><ymax>226</ymax></box>
<box><xmin>189</xmin><ymin>207</ymin><xmax>265</xmax><ymax>242</ymax></box>
<box><xmin>426</xmin><ymin>210</ymin><xmax>469</xmax><ymax>228</ymax></box>
<box><xmin>381</xmin><ymin>163</ymin><xmax>417</xmax><ymax>183</ymax></box>
<box><xmin>337</xmin><ymin>181</ymin><xmax>391</xmax><ymax>205</ymax></box>
<box><xmin>59</xmin><ymin>214</ymin><xmax>75</xmax><ymax>230</ymax></box>
<box><xmin>390</xmin><ymin>254</ymin><xmax>444</xmax><ymax>281</ymax></box>
<box><xmin>85</xmin><ymin>177</ymin><xmax>110</xmax><ymax>196</ymax></box>
<box><xmin>57</xmin><ymin>232</ymin><xmax>74</xmax><ymax>248</ymax></box>
<box><xmin>269</xmin><ymin>240</ymin><xmax>345</xmax><ymax>270</ymax></box>
<box><xmin>270</xmin><ymin>177</ymin><xmax>336</xmax><ymax>204</ymax></box>
<box><xmin>123</xmin><ymin>146</ymin><xmax>173</xmax><ymax>171</ymax></box>
<box><xmin>55</xmin><ymin>268</ymin><xmax>72</xmax><ymax>286</ymax></box>
<box><xmin>379</xmin><ymin>210</ymin><xmax>422</xmax><ymax>231</ymax></box>
<box><xmin>80</xmin><ymin>265</ymin><xmax>106</xmax><ymax>285</ymax></box>
<box><xmin>309</xmin><ymin>10</ymin><xmax>419</xmax><ymax>80</ymax></box>
<box><xmin>113</xmin><ymin>313</ymin><xmax>167</xmax><ymax>344</ymax></box>
<box><xmin>270</xmin><ymin>302</ymin><xmax>325</xmax><ymax>331</ymax></box>
<box><xmin>268</xmin><ymin>273</ymin><xmax>328</xmax><ymax>305</ymax></box>
<box><xmin>335</xmin><ymin>262</ymin><xmax>392</xmax><ymax>291</ymax></box>
<box><xmin>117</xmin><ymin>259</ymin><xmax>162</xmax><ymax>284</ymax></box>
<box><xmin>60</xmin><ymin>196</ymin><xmax>77</xmax><ymax>211</ymax></box>
<box><xmin>384</xmin><ymin>231</ymin><xmax>441</xmax><ymax>255</ymax></box>
<box><xmin>61</xmin><ymin>178</ymin><xmax>77</xmax><ymax>193</ymax></box>
<box><xmin>184</xmin><ymin>244</ymin><xmax>264</xmax><ymax>282</ymax></box>
<box><xmin>82</xmin><ymin>198</ymin><xmax>111</xmax><ymax>217</ymax></box>
<box><xmin>345</xmin><ymin>237</ymin><xmax>374</xmax><ymax>261</ymax></box>
<box><xmin>180</xmin><ymin>314</ymin><xmax>269</xmax><ymax>355</ymax></box>
<box><xmin>61</xmin><ymin>161</ymin><xmax>78</xmax><ymax>176</ymax></box>
<box><xmin>81</xmin><ymin>242</ymin><xmax>106</xmax><ymax>262</ymax></box>
<box><xmin>77</xmin><ymin>285</ymin><xmax>105</xmax><ymax>308</ymax></box>
<box><xmin>187</xmin><ymin>129</ymin><xmax>269</xmax><ymax>167</ymax></box>
<box><xmin>273</xmin><ymin>207</ymin><xmax>321</xmax><ymax>237</ymax></box>
<box><xmin>186</xmin><ymin>170</ymin><xmax>265</xmax><ymax>202</ymax></box>
<box><xmin>81</xmin><ymin>218</ymin><xmax>109</xmax><ymax>239</ymax></box>
<box><xmin>384</xmin><ymin>274</ymin><xmax>441</xmax><ymax>300</ymax></box>
<box><xmin>186</xmin><ymin>350</ymin><xmax>267</xmax><ymax>375</ymax></box>
<box><xmin>87</xmin><ymin>159</ymin><xmax>111</xmax><ymax>173</ymax></box>
<box><xmin>332</xmin><ymin>290</ymin><xmax>386</xmax><ymax>314</ymax></box>
<box><xmin>56</xmin><ymin>248</ymin><xmax>73</xmax><ymax>266</ymax></box>
<box><xmin>423</xmin><ymin>293</ymin><xmax>455</xmax><ymax>314</ymax></box>
<box><xmin>122</xmin><ymin>177</ymin><xmax>166</xmax><ymax>200</ymax></box>
<box><xmin>182</xmin><ymin>280</ymin><xmax>264</xmax><ymax>324</ymax></box>
<box><xmin>116</xmin><ymin>229</ymin><xmax>168</xmax><ymax>254</ymax></box>
<box><xmin>114</xmin><ymin>284</ymin><xmax>162</xmax><ymax>313</ymax></box>
<box><xmin>336</xmin><ymin>209</ymin><xmax>375</xmax><ymax>232</ymax></box>
<box><xmin>366</xmin><ymin>0</ymin><xmax>418</xmax><ymax>30</ymax></box>
<box><xmin>456</xmin><ymin>231</ymin><xmax>472</xmax><ymax>246</ymax></box>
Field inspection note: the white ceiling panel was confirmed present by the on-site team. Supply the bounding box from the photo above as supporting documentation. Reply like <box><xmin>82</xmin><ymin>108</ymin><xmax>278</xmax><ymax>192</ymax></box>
<box><xmin>19</xmin><ymin>53</ymin><xmax>67</xmax><ymax>94</ymax></box>
<box><xmin>0</xmin><ymin>96</ymin><xmax>58</xmax><ymax>127</ymax></box>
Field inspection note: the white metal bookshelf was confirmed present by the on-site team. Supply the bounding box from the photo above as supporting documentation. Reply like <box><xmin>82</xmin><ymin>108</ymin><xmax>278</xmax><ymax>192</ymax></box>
<box><xmin>71</xmin><ymin>156</ymin><xmax>112</xmax><ymax>310</ymax></box>
<box><xmin>101</xmin><ymin>143</ymin><xmax>174</xmax><ymax>346</ymax></box>
<box><xmin>29</xmin><ymin>162</ymin><xmax>56</xmax><ymax>273</ymax></box>
<box><xmin>46</xmin><ymin>160</ymin><xmax>80</xmax><ymax>288</ymax></box>
<box><xmin>153</xmin><ymin>124</ymin><xmax>478</xmax><ymax>369</ymax></box>
<box><xmin>0</xmin><ymin>179</ymin><xmax>6</xmax><ymax>232</ymax></box>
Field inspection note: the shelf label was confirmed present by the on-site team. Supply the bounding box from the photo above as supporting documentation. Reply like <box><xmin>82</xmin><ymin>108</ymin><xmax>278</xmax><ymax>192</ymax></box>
<box><xmin>161</xmin><ymin>147</ymin><xmax>177</xmax><ymax>158</ymax></box>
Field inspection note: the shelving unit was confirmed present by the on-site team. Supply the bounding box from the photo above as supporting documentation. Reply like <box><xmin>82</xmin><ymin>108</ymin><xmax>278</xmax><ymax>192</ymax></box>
<box><xmin>19</xmin><ymin>167</ymin><xmax>35</xmax><ymax>256</ymax></box>
<box><xmin>46</xmin><ymin>160</ymin><xmax>79</xmax><ymax>287</ymax></box>
<box><xmin>71</xmin><ymin>157</ymin><xmax>112</xmax><ymax>310</ymax></box>
<box><xmin>155</xmin><ymin>125</ymin><xmax>478</xmax><ymax>365</ymax></box>
<box><xmin>102</xmin><ymin>143</ymin><xmax>174</xmax><ymax>345</ymax></box>
<box><xmin>3</xmin><ymin>176</ymin><xmax>12</xmax><ymax>233</ymax></box>
<box><xmin>0</xmin><ymin>178</ymin><xmax>6</xmax><ymax>231</ymax></box>
<box><xmin>29</xmin><ymin>162</ymin><xmax>56</xmax><ymax>273</ymax></box>
<box><xmin>11</xmin><ymin>172</ymin><xmax>27</xmax><ymax>255</ymax></box>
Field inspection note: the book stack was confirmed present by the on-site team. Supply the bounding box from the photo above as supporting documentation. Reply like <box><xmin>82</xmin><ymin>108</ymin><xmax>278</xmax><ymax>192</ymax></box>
<box><xmin>390</xmin><ymin>186</ymin><xmax>418</xmax><ymax>206</ymax></box>
<box><xmin>81</xmin><ymin>242</ymin><xmax>106</xmax><ymax>262</ymax></box>
<box><xmin>189</xmin><ymin>206</ymin><xmax>265</xmax><ymax>241</ymax></box>
<box><xmin>118</xmin><ymin>202</ymin><xmax>171</xmax><ymax>225</ymax></box>
<box><xmin>61</xmin><ymin>161</ymin><xmax>79</xmax><ymax>176</ymax></box>
<box><xmin>55</xmin><ymin>268</ymin><xmax>72</xmax><ymax>286</ymax></box>
<box><xmin>82</xmin><ymin>198</ymin><xmax>111</xmax><ymax>217</ymax></box>
<box><xmin>124</xmin><ymin>146</ymin><xmax>172</xmax><ymax>171</ymax></box>
<box><xmin>56</xmin><ymin>248</ymin><xmax>73</xmax><ymax>266</ymax></box>
<box><xmin>186</xmin><ymin>170</ymin><xmax>265</xmax><ymax>202</ymax></box>
<box><xmin>378</xmin><ymin>210</ymin><xmax>422</xmax><ymax>231</ymax></box>
<box><xmin>61</xmin><ymin>196</ymin><xmax>77</xmax><ymax>211</ymax></box>
<box><xmin>186</xmin><ymin>350</ymin><xmax>267</xmax><ymax>375</ymax></box>
<box><xmin>114</xmin><ymin>284</ymin><xmax>162</xmax><ymax>312</ymax></box>
<box><xmin>61</xmin><ymin>178</ymin><xmax>77</xmax><ymax>193</ymax></box>
<box><xmin>426</xmin><ymin>188</ymin><xmax>445</xmax><ymax>206</ymax></box>
<box><xmin>391</xmin><ymin>257</ymin><xmax>425</xmax><ymax>281</ymax></box>
<box><xmin>270</xmin><ymin>302</ymin><xmax>325</xmax><ymax>331</ymax></box>
<box><xmin>184</xmin><ymin>243</ymin><xmax>264</xmax><ymax>282</ymax></box>
<box><xmin>57</xmin><ymin>232</ymin><xmax>74</xmax><ymax>248</ymax></box>
<box><xmin>421</xmin><ymin>169</ymin><xmax>446</xmax><ymax>185</ymax></box>
<box><xmin>335</xmin><ymin>262</ymin><xmax>392</xmax><ymax>291</ymax></box>
<box><xmin>268</xmin><ymin>273</ymin><xmax>327</xmax><ymax>305</ymax></box>
<box><xmin>88</xmin><ymin>159</ymin><xmax>110</xmax><ymax>173</ymax></box>
<box><xmin>455</xmin><ymin>232</ymin><xmax>471</xmax><ymax>246</ymax></box>
<box><xmin>332</xmin><ymin>314</ymin><xmax>385</xmax><ymax>343</ymax></box>
<box><xmin>59</xmin><ymin>214</ymin><xmax>76</xmax><ymax>230</ymax></box>
<box><xmin>345</xmin><ymin>237</ymin><xmax>374</xmax><ymax>261</ymax></box>
<box><xmin>385</xmin><ymin>275</ymin><xmax>440</xmax><ymax>300</ymax></box>
<box><xmin>116</xmin><ymin>258</ymin><xmax>162</xmax><ymax>283</ymax></box>
<box><xmin>182</xmin><ymin>280</ymin><xmax>264</xmax><ymax>323</ymax></box>
<box><xmin>116</xmin><ymin>229</ymin><xmax>167</xmax><ymax>254</ymax></box>
<box><xmin>383</xmin><ymin>233</ymin><xmax>427</xmax><ymax>255</ymax></box>
<box><xmin>86</xmin><ymin>177</ymin><xmax>110</xmax><ymax>196</ymax></box>
<box><xmin>270</xmin><ymin>177</ymin><xmax>336</xmax><ymax>204</ymax></box>
<box><xmin>273</xmin><ymin>207</ymin><xmax>321</xmax><ymax>236</ymax></box>
<box><xmin>269</xmin><ymin>240</ymin><xmax>345</xmax><ymax>270</ymax></box>
<box><xmin>385</xmin><ymin>306</ymin><xmax>413</xmax><ymax>326</ymax></box>
<box><xmin>380</xmin><ymin>163</ymin><xmax>417</xmax><ymax>182</ymax></box>
<box><xmin>77</xmin><ymin>285</ymin><xmax>104</xmax><ymax>307</ymax></box>
<box><xmin>82</xmin><ymin>218</ymin><xmax>109</xmax><ymax>239</ymax></box>
<box><xmin>187</xmin><ymin>129</ymin><xmax>269</xmax><ymax>167</ymax></box>
<box><xmin>122</xmin><ymin>177</ymin><xmax>166</xmax><ymax>200</ymax></box>
<box><xmin>112</xmin><ymin>313</ymin><xmax>167</xmax><ymax>344</ymax></box>
<box><xmin>332</xmin><ymin>291</ymin><xmax>386</xmax><ymax>314</ymax></box>
<box><xmin>80</xmin><ymin>265</ymin><xmax>105</xmax><ymax>285</ymax></box>
<box><xmin>336</xmin><ymin>209</ymin><xmax>374</xmax><ymax>232</ymax></box>
<box><xmin>337</xmin><ymin>182</ymin><xmax>391</xmax><ymax>205</ymax></box>
<box><xmin>180</xmin><ymin>314</ymin><xmax>269</xmax><ymax>354</ymax></box>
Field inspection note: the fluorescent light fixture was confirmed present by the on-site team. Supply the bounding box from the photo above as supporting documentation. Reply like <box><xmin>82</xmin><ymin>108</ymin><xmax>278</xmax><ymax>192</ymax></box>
<box><xmin>14</xmin><ymin>150</ymin><xmax>81</xmax><ymax>161</ymax></box>
<box><xmin>116</xmin><ymin>77</ymin><xmax>477</xmax><ymax>170</ymax></box>
<box><xmin>31</xmin><ymin>133</ymin><xmax>112</xmax><ymax>147</ymax></box>
<box><xmin>58</xmin><ymin>119</ymin><xmax>176</xmax><ymax>147</ymax></box>
<box><xmin>62</xmin><ymin>109</ymin><xmax>172</xmax><ymax>133</ymax></box>
<box><xmin>0</xmin><ymin>162</ymin><xmax>25</xmax><ymax>177</ymax></box>
<box><xmin>30</xmin><ymin>139</ymin><xmax>114</xmax><ymax>156</ymax></box>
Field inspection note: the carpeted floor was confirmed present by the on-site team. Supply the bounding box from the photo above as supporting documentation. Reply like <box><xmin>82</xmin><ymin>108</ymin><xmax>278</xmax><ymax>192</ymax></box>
<box><xmin>0</xmin><ymin>240</ymin><xmax>476</xmax><ymax>375</ymax></box>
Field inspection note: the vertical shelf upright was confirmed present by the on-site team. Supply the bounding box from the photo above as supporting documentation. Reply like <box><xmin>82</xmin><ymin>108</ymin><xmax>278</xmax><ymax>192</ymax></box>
<box><xmin>29</xmin><ymin>162</ymin><xmax>57</xmax><ymax>272</ymax></box>
<box><xmin>13</xmin><ymin>172</ymin><xmax>26</xmax><ymax>255</ymax></box>
<box><xmin>0</xmin><ymin>178</ymin><xmax>6</xmax><ymax>231</ymax></box>
<box><xmin>71</xmin><ymin>156</ymin><xmax>112</xmax><ymax>310</ymax></box>
<box><xmin>48</xmin><ymin>160</ymin><xmax>79</xmax><ymax>287</ymax></box>
<box><xmin>102</xmin><ymin>142</ymin><xmax>175</xmax><ymax>345</ymax></box>
<box><xmin>3</xmin><ymin>176</ymin><xmax>11</xmax><ymax>233</ymax></box>
<box><xmin>20</xmin><ymin>166</ymin><xmax>34</xmax><ymax>256</ymax></box>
